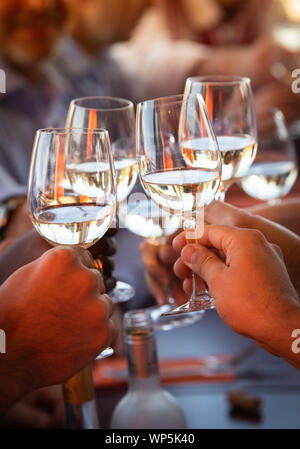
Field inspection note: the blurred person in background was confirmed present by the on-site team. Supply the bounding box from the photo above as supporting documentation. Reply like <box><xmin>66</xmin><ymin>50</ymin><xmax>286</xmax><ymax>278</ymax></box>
<box><xmin>111</xmin><ymin>0</ymin><xmax>300</xmax><ymax>124</ymax></box>
<box><xmin>0</xmin><ymin>0</ymin><xmax>118</xmax><ymax>428</ymax></box>
<box><xmin>51</xmin><ymin>0</ymin><xmax>151</xmax><ymax>100</ymax></box>
<box><xmin>0</xmin><ymin>0</ymin><xmax>151</xmax><ymax>240</ymax></box>
<box><xmin>50</xmin><ymin>0</ymin><xmax>159</xmax><ymax>314</ymax></box>
<box><xmin>0</xmin><ymin>0</ymin><xmax>69</xmax><ymax>239</ymax></box>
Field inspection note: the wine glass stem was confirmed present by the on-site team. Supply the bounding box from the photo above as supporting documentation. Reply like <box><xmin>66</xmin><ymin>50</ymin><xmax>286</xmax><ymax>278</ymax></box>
<box><xmin>183</xmin><ymin>218</ymin><xmax>204</xmax><ymax>303</ymax></box>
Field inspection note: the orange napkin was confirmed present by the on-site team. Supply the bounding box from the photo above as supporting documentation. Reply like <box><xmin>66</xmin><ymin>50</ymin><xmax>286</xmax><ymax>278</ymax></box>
<box><xmin>93</xmin><ymin>355</ymin><xmax>236</xmax><ymax>389</ymax></box>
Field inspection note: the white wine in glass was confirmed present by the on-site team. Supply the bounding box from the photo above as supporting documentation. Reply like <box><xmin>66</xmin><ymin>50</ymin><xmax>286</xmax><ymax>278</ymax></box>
<box><xmin>184</xmin><ymin>76</ymin><xmax>257</xmax><ymax>201</ymax></box>
<box><xmin>241</xmin><ymin>107</ymin><xmax>298</xmax><ymax>204</ymax></box>
<box><xmin>28</xmin><ymin>128</ymin><xmax>117</xmax><ymax>429</ymax></box>
<box><xmin>137</xmin><ymin>95</ymin><xmax>222</xmax><ymax>314</ymax></box>
<box><xmin>66</xmin><ymin>96</ymin><xmax>137</xmax><ymax>302</ymax></box>
<box><xmin>67</xmin><ymin>158</ymin><xmax>138</xmax><ymax>203</ymax></box>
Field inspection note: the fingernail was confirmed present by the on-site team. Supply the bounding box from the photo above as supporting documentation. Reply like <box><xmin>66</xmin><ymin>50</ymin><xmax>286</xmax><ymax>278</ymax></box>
<box><xmin>181</xmin><ymin>245</ymin><xmax>197</xmax><ymax>265</ymax></box>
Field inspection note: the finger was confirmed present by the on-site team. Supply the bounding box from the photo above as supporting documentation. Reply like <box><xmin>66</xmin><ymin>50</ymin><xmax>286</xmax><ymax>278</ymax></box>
<box><xmin>205</xmin><ymin>201</ymin><xmax>249</xmax><ymax>227</ymax></box>
<box><xmin>181</xmin><ymin>243</ymin><xmax>225</xmax><ymax>285</ymax></box>
<box><xmin>183</xmin><ymin>277</ymin><xmax>193</xmax><ymax>295</ymax></box>
<box><xmin>101</xmin><ymin>293</ymin><xmax>114</xmax><ymax>318</ymax></box>
<box><xmin>88</xmin><ymin>268</ymin><xmax>106</xmax><ymax>294</ymax></box>
<box><xmin>89</xmin><ymin>237</ymin><xmax>116</xmax><ymax>257</ymax></box>
<box><xmin>271</xmin><ymin>243</ymin><xmax>283</xmax><ymax>260</ymax></box>
<box><xmin>140</xmin><ymin>241</ymin><xmax>169</xmax><ymax>285</ymax></box>
<box><xmin>104</xmin><ymin>276</ymin><xmax>117</xmax><ymax>293</ymax></box>
<box><xmin>173</xmin><ymin>260</ymin><xmax>206</xmax><ymax>292</ymax></box>
<box><xmin>173</xmin><ymin>258</ymin><xmax>192</xmax><ymax>279</ymax></box>
<box><xmin>198</xmin><ymin>225</ymin><xmax>267</xmax><ymax>259</ymax></box>
<box><xmin>173</xmin><ymin>231</ymin><xmax>187</xmax><ymax>253</ymax></box>
<box><xmin>72</xmin><ymin>247</ymin><xmax>96</xmax><ymax>269</ymax></box>
<box><xmin>165</xmin><ymin>228</ymin><xmax>182</xmax><ymax>245</ymax></box>
<box><xmin>158</xmin><ymin>245</ymin><xmax>178</xmax><ymax>265</ymax></box>
<box><xmin>145</xmin><ymin>272</ymin><xmax>168</xmax><ymax>305</ymax></box>
<box><xmin>169</xmin><ymin>275</ymin><xmax>190</xmax><ymax>306</ymax></box>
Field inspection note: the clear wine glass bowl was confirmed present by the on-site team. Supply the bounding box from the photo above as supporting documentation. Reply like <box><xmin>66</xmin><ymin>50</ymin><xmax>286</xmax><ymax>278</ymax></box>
<box><xmin>184</xmin><ymin>76</ymin><xmax>258</xmax><ymax>201</ymax></box>
<box><xmin>240</xmin><ymin>107</ymin><xmax>298</xmax><ymax>205</ymax></box>
<box><xmin>66</xmin><ymin>96</ymin><xmax>137</xmax><ymax>303</ymax></box>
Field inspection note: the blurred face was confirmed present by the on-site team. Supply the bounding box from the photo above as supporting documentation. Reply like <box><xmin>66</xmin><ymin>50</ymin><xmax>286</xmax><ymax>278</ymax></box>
<box><xmin>216</xmin><ymin>0</ymin><xmax>246</xmax><ymax>12</ymax></box>
<box><xmin>0</xmin><ymin>0</ymin><xmax>68</xmax><ymax>67</ymax></box>
<box><xmin>69</xmin><ymin>0</ymin><xmax>149</xmax><ymax>46</ymax></box>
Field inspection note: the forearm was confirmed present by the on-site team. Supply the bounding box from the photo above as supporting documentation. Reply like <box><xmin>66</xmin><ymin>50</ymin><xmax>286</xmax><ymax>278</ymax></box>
<box><xmin>248</xmin><ymin>199</ymin><xmax>300</xmax><ymax>236</ymax></box>
<box><xmin>198</xmin><ymin>45</ymin><xmax>263</xmax><ymax>90</ymax></box>
<box><xmin>255</xmin><ymin>303</ymin><xmax>300</xmax><ymax>371</ymax></box>
<box><xmin>245</xmin><ymin>213</ymin><xmax>300</xmax><ymax>297</ymax></box>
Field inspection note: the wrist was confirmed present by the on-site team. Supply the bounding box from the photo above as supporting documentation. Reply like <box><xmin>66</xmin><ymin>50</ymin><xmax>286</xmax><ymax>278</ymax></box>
<box><xmin>256</xmin><ymin>299</ymin><xmax>300</xmax><ymax>365</ymax></box>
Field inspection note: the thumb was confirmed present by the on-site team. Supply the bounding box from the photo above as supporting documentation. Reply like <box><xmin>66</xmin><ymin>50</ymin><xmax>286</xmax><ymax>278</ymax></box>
<box><xmin>181</xmin><ymin>244</ymin><xmax>225</xmax><ymax>285</ymax></box>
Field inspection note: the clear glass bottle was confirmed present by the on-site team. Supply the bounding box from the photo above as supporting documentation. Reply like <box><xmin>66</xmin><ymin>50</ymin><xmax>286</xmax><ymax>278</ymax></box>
<box><xmin>110</xmin><ymin>310</ymin><xmax>187</xmax><ymax>429</ymax></box>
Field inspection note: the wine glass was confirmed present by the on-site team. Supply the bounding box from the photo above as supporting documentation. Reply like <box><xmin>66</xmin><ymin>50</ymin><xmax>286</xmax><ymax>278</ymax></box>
<box><xmin>66</xmin><ymin>96</ymin><xmax>137</xmax><ymax>303</ymax></box>
<box><xmin>137</xmin><ymin>94</ymin><xmax>222</xmax><ymax>314</ymax></box>
<box><xmin>184</xmin><ymin>76</ymin><xmax>257</xmax><ymax>201</ymax></box>
<box><xmin>240</xmin><ymin>107</ymin><xmax>298</xmax><ymax>205</ymax></box>
<box><xmin>27</xmin><ymin>128</ymin><xmax>116</xmax><ymax>427</ymax></box>
<box><xmin>119</xmin><ymin>196</ymin><xmax>204</xmax><ymax>329</ymax></box>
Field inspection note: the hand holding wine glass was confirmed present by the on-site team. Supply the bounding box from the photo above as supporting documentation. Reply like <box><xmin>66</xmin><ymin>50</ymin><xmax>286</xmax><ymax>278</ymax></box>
<box><xmin>172</xmin><ymin>224</ymin><xmax>300</xmax><ymax>369</ymax></box>
<box><xmin>137</xmin><ymin>94</ymin><xmax>222</xmax><ymax>314</ymax></box>
<box><xmin>119</xmin><ymin>197</ymin><xmax>203</xmax><ymax>329</ymax></box>
<box><xmin>0</xmin><ymin>244</ymin><xmax>116</xmax><ymax>419</ymax></box>
<box><xmin>204</xmin><ymin>200</ymin><xmax>300</xmax><ymax>297</ymax></box>
<box><xmin>27</xmin><ymin>128</ymin><xmax>117</xmax><ymax>428</ymax></box>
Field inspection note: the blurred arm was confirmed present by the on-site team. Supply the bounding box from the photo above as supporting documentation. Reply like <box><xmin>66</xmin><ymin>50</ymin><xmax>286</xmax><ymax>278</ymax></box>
<box><xmin>248</xmin><ymin>198</ymin><xmax>300</xmax><ymax>236</ymax></box>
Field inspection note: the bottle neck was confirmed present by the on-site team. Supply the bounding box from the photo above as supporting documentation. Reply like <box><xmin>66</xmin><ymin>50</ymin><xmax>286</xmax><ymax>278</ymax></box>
<box><xmin>126</xmin><ymin>332</ymin><xmax>161</xmax><ymax>390</ymax></box>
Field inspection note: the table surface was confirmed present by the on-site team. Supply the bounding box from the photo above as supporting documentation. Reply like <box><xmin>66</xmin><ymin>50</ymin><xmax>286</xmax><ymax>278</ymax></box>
<box><xmin>97</xmin><ymin>310</ymin><xmax>300</xmax><ymax>429</ymax></box>
<box><xmin>100</xmin><ymin>178</ymin><xmax>300</xmax><ymax>429</ymax></box>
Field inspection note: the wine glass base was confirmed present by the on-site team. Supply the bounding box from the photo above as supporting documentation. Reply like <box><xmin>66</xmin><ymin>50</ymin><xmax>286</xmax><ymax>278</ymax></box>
<box><xmin>95</xmin><ymin>346</ymin><xmax>114</xmax><ymax>360</ymax></box>
<box><xmin>110</xmin><ymin>281</ymin><xmax>135</xmax><ymax>304</ymax></box>
<box><xmin>161</xmin><ymin>292</ymin><xmax>215</xmax><ymax>316</ymax></box>
<box><xmin>149</xmin><ymin>303</ymin><xmax>205</xmax><ymax>331</ymax></box>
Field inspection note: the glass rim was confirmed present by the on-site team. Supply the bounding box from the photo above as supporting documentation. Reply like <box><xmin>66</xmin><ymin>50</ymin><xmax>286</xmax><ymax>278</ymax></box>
<box><xmin>36</xmin><ymin>127</ymin><xmax>110</xmax><ymax>136</ymax></box>
<box><xmin>137</xmin><ymin>94</ymin><xmax>184</xmax><ymax>109</ymax></box>
<box><xmin>186</xmin><ymin>75</ymin><xmax>251</xmax><ymax>86</ymax></box>
<box><xmin>70</xmin><ymin>96</ymin><xmax>134</xmax><ymax>112</ymax></box>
